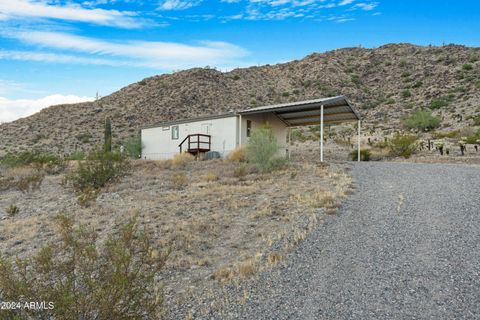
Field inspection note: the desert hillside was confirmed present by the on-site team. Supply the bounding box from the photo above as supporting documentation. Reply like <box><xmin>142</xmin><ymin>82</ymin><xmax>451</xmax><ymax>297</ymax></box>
<box><xmin>1</xmin><ymin>43</ymin><xmax>479</xmax><ymax>155</ymax></box>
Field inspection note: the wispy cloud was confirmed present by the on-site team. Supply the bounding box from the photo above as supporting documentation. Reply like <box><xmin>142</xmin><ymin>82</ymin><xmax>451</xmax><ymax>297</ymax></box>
<box><xmin>338</xmin><ymin>0</ymin><xmax>355</xmax><ymax>6</ymax></box>
<box><xmin>158</xmin><ymin>0</ymin><xmax>202</xmax><ymax>10</ymax></box>
<box><xmin>220</xmin><ymin>0</ymin><xmax>377</xmax><ymax>21</ymax></box>
<box><xmin>353</xmin><ymin>2</ymin><xmax>378</xmax><ymax>10</ymax></box>
<box><xmin>0</xmin><ymin>0</ymin><xmax>143</xmax><ymax>28</ymax></box>
<box><xmin>0</xmin><ymin>94</ymin><xmax>94</xmax><ymax>123</ymax></box>
<box><xmin>0</xmin><ymin>50</ymin><xmax>129</xmax><ymax>67</ymax></box>
<box><xmin>2</xmin><ymin>30</ymin><xmax>250</xmax><ymax>69</ymax></box>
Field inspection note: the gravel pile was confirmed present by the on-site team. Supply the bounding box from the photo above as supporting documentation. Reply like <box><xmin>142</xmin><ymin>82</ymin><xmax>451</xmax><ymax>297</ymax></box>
<box><xmin>215</xmin><ymin>162</ymin><xmax>480</xmax><ymax>319</ymax></box>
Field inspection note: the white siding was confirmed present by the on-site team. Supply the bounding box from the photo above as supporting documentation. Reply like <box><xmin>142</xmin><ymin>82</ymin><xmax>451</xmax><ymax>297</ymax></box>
<box><xmin>240</xmin><ymin>113</ymin><xmax>288</xmax><ymax>156</ymax></box>
<box><xmin>141</xmin><ymin>116</ymin><xmax>238</xmax><ymax>160</ymax></box>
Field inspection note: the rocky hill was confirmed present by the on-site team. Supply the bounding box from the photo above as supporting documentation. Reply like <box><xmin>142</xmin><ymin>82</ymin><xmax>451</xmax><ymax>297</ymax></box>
<box><xmin>1</xmin><ymin>43</ymin><xmax>479</xmax><ymax>155</ymax></box>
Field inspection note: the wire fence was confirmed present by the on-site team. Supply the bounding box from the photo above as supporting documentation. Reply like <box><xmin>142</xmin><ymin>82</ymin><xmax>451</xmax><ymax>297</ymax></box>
<box><xmin>141</xmin><ymin>146</ymin><xmax>289</xmax><ymax>160</ymax></box>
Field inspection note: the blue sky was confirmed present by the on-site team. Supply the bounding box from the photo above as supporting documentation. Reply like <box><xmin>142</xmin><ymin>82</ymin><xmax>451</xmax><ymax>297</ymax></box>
<box><xmin>0</xmin><ymin>0</ymin><xmax>479</xmax><ymax>122</ymax></box>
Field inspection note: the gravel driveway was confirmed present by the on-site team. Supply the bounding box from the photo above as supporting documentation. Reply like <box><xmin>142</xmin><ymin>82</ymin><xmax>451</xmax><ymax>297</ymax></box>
<box><xmin>223</xmin><ymin>162</ymin><xmax>480</xmax><ymax>319</ymax></box>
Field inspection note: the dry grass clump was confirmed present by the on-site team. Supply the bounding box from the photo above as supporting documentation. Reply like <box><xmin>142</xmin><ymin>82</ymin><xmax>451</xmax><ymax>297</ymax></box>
<box><xmin>291</xmin><ymin>189</ymin><xmax>337</xmax><ymax>209</ymax></box>
<box><xmin>214</xmin><ymin>258</ymin><xmax>257</xmax><ymax>282</ymax></box>
<box><xmin>171</xmin><ymin>152</ymin><xmax>195</xmax><ymax>167</ymax></box>
<box><xmin>171</xmin><ymin>172</ymin><xmax>188</xmax><ymax>189</ymax></box>
<box><xmin>214</xmin><ymin>266</ymin><xmax>234</xmax><ymax>282</ymax></box>
<box><xmin>267</xmin><ymin>252</ymin><xmax>283</xmax><ymax>266</ymax></box>
<box><xmin>233</xmin><ymin>165</ymin><xmax>248</xmax><ymax>178</ymax></box>
<box><xmin>2</xmin><ymin>166</ymin><xmax>45</xmax><ymax>193</ymax></box>
<box><xmin>5</xmin><ymin>204</ymin><xmax>20</xmax><ymax>217</ymax></box>
<box><xmin>237</xmin><ymin>259</ymin><xmax>256</xmax><ymax>278</ymax></box>
<box><xmin>227</xmin><ymin>147</ymin><xmax>246</xmax><ymax>162</ymax></box>
<box><xmin>204</xmin><ymin>172</ymin><xmax>219</xmax><ymax>182</ymax></box>
<box><xmin>250</xmin><ymin>204</ymin><xmax>273</xmax><ymax>219</ymax></box>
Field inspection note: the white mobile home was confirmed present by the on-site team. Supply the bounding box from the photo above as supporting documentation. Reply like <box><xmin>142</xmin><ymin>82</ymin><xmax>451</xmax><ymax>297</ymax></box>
<box><xmin>141</xmin><ymin>96</ymin><xmax>361</xmax><ymax>161</ymax></box>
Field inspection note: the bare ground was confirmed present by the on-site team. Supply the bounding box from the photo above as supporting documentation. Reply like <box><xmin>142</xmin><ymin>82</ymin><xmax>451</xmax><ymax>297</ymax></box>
<box><xmin>0</xmin><ymin>158</ymin><xmax>352</xmax><ymax>317</ymax></box>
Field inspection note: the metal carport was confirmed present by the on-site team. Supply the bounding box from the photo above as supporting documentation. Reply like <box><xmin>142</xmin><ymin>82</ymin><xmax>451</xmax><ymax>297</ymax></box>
<box><xmin>238</xmin><ymin>96</ymin><xmax>362</xmax><ymax>162</ymax></box>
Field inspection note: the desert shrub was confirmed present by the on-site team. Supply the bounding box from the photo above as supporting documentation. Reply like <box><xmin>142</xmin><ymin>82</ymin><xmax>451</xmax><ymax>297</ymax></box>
<box><xmin>291</xmin><ymin>129</ymin><xmax>307</xmax><ymax>142</ymax></box>
<box><xmin>204</xmin><ymin>173</ymin><xmax>219</xmax><ymax>182</ymax></box>
<box><xmin>123</xmin><ymin>134</ymin><xmax>143</xmax><ymax>159</ymax></box>
<box><xmin>66</xmin><ymin>151</ymin><xmax>86</xmax><ymax>161</ymax></box>
<box><xmin>0</xmin><ymin>214</ymin><xmax>169</xmax><ymax>320</ymax></box>
<box><xmin>66</xmin><ymin>150</ymin><xmax>130</xmax><ymax>193</ymax></box>
<box><xmin>350</xmin><ymin>149</ymin><xmax>371</xmax><ymax>161</ymax></box>
<box><xmin>462</xmin><ymin>63</ymin><xmax>473</xmax><ymax>70</ymax></box>
<box><xmin>228</xmin><ymin>147</ymin><xmax>246</xmax><ymax>162</ymax></box>
<box><xmin>403</xmin><ymin>110</ymin><xmax>441</xmax><ymax>131</ymax></box>
<box><xmin>233</xmin><ymin>164</ymin><xmax>247</xmax><ymax>178</ymax></box>
<box><xmin>1</xmin><ymin>167</ymin><xmax>45</xmax><ymax>193</ymax></box>
<box><xmin>429</xmin><ymin>98</ymin><xmax>449</xmax><ymax>110</ymax></box>
<box><xmin>472</xmin><ymin>115</ymin><xmax>480</xmax><ymax>126</ymax></box>
<box><xmin>246</xmin><ymin>125</ymin><xmax>285</xmax><ymax>173</ymax></box>
<box><xmin>401</xmin><ymin>90</ymin><xmax>412</xmax><ymax>98</ymax></box>
<box><xmin>389</xmin><ymin>133</ymin><xmax>418</xmax><ymax>158</ymax></box>
<box><xmin>16</xmin><ymin>169</ymin><xmax>45</xmax><ymax>193</ymax></box>
<box><xmin>432</xmin><ymin>129</ymin><xmax>460</xmax><ymax>139</ymax></box>
<box><xmin>76</xmin><ymin>132</ymin><xmax>92</xmax><ymax>143</ymax></box>
<box><xmin>5</xmin><ymin>204</ymin><xmax>19</xmax><ymax>217</ymax></box>
<box><xmin>0</xmin><ymin>151</ymin><xmax>63</xmax><ymax>170</ymax></box>
<box><xmin>171</xmin><ymin>172</ymin><xmax>188</xmax><ymax>189</ymax></box>
<box><xmin>171</xmin><ymin>152</ymin><xmax>195</xmax><ymax>167</ymax></box>
<box><xmin>351</xmin><ymin>74</ymin><xmax>361</xmax><ymax>85</ymax></box>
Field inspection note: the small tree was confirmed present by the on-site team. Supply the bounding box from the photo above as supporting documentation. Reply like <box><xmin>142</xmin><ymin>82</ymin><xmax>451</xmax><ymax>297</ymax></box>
<box><xmin>0</xmin><ymin>214</ymin><xmax>169</xmax><ymax>319</ymax></box>
<box><xmin>104</xmin><ymin>118</ymin><xmax>112</xmax><ymax>153</ymax></box>
<box><xmin>245</xmin><ymin>124</ymin><xmax>285</xmax><ymax>173</ymax></box>
<box><xmin>389</xmin><ymin>133</ymin><xmax>418</xmax><ymax>158</ymax></box>
<box><xmin>403</xmin><ymin>110</ymin><xmax>441</xmax><ymax>131</ymax></box>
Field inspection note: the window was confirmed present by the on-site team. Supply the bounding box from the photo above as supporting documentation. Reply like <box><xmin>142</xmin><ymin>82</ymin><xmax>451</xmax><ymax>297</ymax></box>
<box><xmin>172</xmin><ymin>125</ymin><xmax>179</xmax><ymax>140</ymax></box>
<box><xmin>246</xmin><ymin>120</ymin><xmax>252</xmax><ymax>137</ymax></box>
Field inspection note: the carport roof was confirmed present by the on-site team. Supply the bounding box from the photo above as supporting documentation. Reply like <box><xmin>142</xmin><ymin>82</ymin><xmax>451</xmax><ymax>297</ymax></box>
<box><xmin>238</xmin><ymin>95</ymin><xmax>360</xmax><ymax>127</ymax></box>
<box><xmin>141</xmin><ymin>95</ymin><xmax>360</xmax><ymax>129</ymax></box>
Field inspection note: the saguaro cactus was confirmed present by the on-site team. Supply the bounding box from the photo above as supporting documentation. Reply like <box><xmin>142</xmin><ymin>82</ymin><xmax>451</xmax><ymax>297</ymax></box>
<box><xmin>104</xmin><ymin>117</ymin><xmax>112</xmax><ymax>153</ymax></box>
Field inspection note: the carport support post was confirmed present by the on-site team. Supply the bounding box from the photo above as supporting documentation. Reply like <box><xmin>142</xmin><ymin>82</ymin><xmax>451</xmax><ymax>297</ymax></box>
<box><xmin>357</xmin><ymin>120</ymin><xmax>361</xmax><ymax>162</ymax></box>
<box><xmin>320</xmin><ymin>104</ymin><xmax>324</xmax><ymax>162</ymax></box>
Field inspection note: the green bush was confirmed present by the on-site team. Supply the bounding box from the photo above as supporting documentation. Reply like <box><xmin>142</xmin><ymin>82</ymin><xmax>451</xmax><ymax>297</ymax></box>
<box><xmin>0</xmin><ymin>214</ymin><xmax>169</xmax><ymax>319</ymax></box>
<box><xmin>66</xmin><ymin>151</ymin><xmax>86</xmax><ymax>161</ymax></box>
<box><xmin>350</xmin><ymin>149</ymin><xmax>371</xmax><ymax>161</ymax></box>
<box><xmin>462</xmin><ymin>63</ymin><xmax>473</xmax><ymax>71</ymax></box>
<box><xmin>389</xmin><ymin>133</ymin><xmax>418</xmax><ymax>158</ymax></box>
<box><xmin>351</xmin><ymin>74</ymin><xmax>361</xmax><ymax>85</ymax></box>
<box><xmin>0</xmin><ymin>151</ymin><xmax>63</xmax><ymax>168</ymax></box>
<box><xmin>472</xmin><ymin>115</ymin><xmax>480</xmax><ymax>126</ymax></box>
<box><xmin>429</xmin><ymin>98</ymin><xmax>449</xmax><ymax>109</ymax></box>
<box><xmin>123</xmin><ymin>135</ymin><xmax>143</xmax><ymax>158</ymax></box>
<box><xmin>403</xmin><ymin>110</ymin><xmax>441</xmax><ymax>131</ymax></box>
<box><xmin>401</xmin><ymin>90</ymin><xmax>412</xmax><ymax>98</ymax></box>
<box><xmin>246</xmin><ymin>125</ymin><xmax>285</xmax><ymax>173</ymax></box>
<box><xmin>66</xmin><ymin>150</ymin><xmax>130</xmax><ymax>194</ymax></box>
<box><xmin>291</xmin><ymin>129</ymin><xmax>307</xmax><ymax>142</ymax></box>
